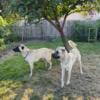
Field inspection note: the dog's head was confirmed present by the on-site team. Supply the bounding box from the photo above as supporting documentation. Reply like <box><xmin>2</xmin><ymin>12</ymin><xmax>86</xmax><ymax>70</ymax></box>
<box><xmin>13</xmin><ymin>44</ymin><xmax>29</xmax><ymax>52</ymax></box>
<box><xmin>52</xmin><ymin>47</ymin><xmax>66</xmax><ymax>60</ymax></box>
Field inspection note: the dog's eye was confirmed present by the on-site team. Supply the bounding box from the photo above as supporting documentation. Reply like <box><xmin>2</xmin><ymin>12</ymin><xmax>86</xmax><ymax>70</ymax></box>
<box><xmin>56</xmin><ymin>51</ymin><xmax>59</xmax><ymax>54</ymax></box>
<box><xmin>21</xmin><ymin>46</ymin><xmax>24</xmax><ymax>50</ymax></box>
<box><xmin>62</xmin><ymin>49</ymin><xmax>65</xmax><ymax>52</ymax></box>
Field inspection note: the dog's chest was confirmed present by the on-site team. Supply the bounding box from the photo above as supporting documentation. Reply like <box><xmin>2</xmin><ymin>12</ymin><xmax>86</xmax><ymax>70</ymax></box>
<box><xmin>61</xmin><ymin>62</ymin><xmax>70</xmax><ymax>71</ymax></box>
<box><xmin>60</xmin><ymin>55</ymin><xmax>72</xmax><ymax>71</ymax></box>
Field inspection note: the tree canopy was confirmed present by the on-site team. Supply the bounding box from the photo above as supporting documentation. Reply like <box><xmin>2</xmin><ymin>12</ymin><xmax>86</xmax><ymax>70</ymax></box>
<box><xmin>0</xmin><ymin>0</ymin><xmax>97</xmax><ymax>51</ymax></box>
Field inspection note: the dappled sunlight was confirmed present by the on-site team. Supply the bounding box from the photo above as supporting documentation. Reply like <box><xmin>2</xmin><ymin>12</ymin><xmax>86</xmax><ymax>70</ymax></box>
<box><xmin>43</xmin><ymin>93</ymin><xmax>54</xmax><ymax>100</ymax></box>
<box><xmin>0</xmin><ymin>80</ymin><xmax>22</xmax><ymax>99</ymax></box>
<box><xmin>21</xmin><ymin>88</ymin><xmax>33</xmax><ymax>100</ymax></box>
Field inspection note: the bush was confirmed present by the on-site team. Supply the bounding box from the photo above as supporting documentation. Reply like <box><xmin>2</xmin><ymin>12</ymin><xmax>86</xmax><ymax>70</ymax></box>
<box><xmin>5</xmin><ymin>33</ymin><xmax>21</xmax><ymax>43</ymax></box>
<box><xmin>70</xmin><ymin>20</ymin><xmax>99</xmax><ymax>42</ymax></box>
<box><xmin>0</xmin><ymin>26</ymin><xmax>11</xmax><ymax>48</ymax></box>
<box><xmin>96</xmin><ymin>20</ymin><xmax>100</xmax><ymax>41</ymax></box>
<box><xmin>0</xmin><ymin>26</ymin><xmax>10</xmax><ymax>38</ymax></box>
<box><xmin>0</xmin><ymin>16</ymin><xmax>21</xmax><ymax>48</ymax></box>
<box><xmin>0</xmin><ymin>38</ymin><xmax>6</xmax><ymax>49</ymax></box>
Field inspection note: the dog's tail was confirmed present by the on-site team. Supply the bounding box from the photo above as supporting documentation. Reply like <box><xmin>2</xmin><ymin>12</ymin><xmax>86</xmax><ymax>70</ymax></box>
<box><xmin>68</xmin><ymin>40</ymin><xmax>77</xmax><ymax>48</ymax></box>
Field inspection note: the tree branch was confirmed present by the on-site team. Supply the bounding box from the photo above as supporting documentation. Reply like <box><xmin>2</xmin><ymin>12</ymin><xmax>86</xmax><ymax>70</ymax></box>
<box><xmin>61</xmin><ymin>0</ymin><xmax>86</xmax><ymax>30</ymax></box>
<box><xmin>44</xmin><ymin>16</ymin><xmax>60</xmax><ymax>31</ymax></box>
<box><xmin>68</xmin><ymin>7</ymin><xmax>94</xmax><ymax>15</ymax></box>
<box><xmin>62</xmin><ymin>14</ymin><xmax>67</xmax><ymax>30</ymax></box>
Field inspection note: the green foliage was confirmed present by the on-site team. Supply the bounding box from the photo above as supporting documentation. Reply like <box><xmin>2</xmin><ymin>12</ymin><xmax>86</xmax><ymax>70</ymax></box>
<box><xmin>95</xmin><ymin>0</ymin><xmax>100</xmax><ymax>12</ymax></box>
<box><xmin>71</xmin><ymin>20</ymin><xmax>100</xmax><ymax>42</ymax></box>
<box><xmin>95</xmin><ymin>20</ymin><xmax>100</xmax><ymax>40</ymax></box>
<box><xmin>0</xmin><ymin>26</ymin><xmax>10</xmax><ymax>38</ymax></box>
<box><xmin>0</xmin><ymin>16</ymin><xmax>21</xmax><ymax>47</ymax></box>
<box><xmin>2</xmin><ymin>0</ymin><xmax>94</xmax><ymax>23</ymax></box>
<box><xmin>5</xmin><ymin>33</ymin><xmax>21</xmax><ymax>43</ymax></box>
<box><xmin>0</xmin><ymin>16</ymin><xmax>11</xmax><ymax>47</ymax></box>
<box><xmin>0</xmin><ymin>38</ymin><xmax>5</xmax><ymax>49</ymax></box>
<box><xmin>1</xmin><ymin>0</ymin><xmax>96</xmax><ymax>51</ymax></box>
<box><xmin>0</xmin><ymin>16</ymin><xmax>8</xmax><ymax>26</ymax></box>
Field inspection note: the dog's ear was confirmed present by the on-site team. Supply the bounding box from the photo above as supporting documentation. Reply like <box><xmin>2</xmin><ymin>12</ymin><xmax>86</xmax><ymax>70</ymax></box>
<box><xmin>21</xmin><ymin>46</ymin><xmax>24</xmax><ymax>50</ymax></box>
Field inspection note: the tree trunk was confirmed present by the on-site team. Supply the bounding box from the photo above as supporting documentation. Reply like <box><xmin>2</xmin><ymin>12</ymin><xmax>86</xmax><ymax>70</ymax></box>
<box><xmin>45</xmin><ymin>18</ymin><xmax>70</xmax><ymax>52</ymax></box>
<box><xmin>58</xmin><ymin>29</ymin><xmax>70</xmax><ymax>52</ymax></box>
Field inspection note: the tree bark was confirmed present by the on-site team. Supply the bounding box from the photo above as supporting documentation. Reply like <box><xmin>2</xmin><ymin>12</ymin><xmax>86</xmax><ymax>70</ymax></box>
<box><xmin>58</xmin><ymin>28</ymin><xmax>70</xmax><ymax>52</ymax></box>
<box><xmin>45</xmin><ymin>17</ymin><xmax>70</xmax><ymax>52</ymax></box>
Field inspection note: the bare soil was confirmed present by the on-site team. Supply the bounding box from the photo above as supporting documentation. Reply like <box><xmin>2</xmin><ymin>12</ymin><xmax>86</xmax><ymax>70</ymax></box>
<box><xmin>0</xmin><ymin>48</ymin><xmax>100</xmax><ymax>99</ymax></box>
<box><xmin>17</xmin><ymin>54</ymin><xmax>100</xmax><ymax>99</ymax></box>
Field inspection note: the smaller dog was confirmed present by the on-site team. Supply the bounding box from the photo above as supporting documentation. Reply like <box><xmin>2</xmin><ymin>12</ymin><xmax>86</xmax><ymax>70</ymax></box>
<box><xmin>52</xmin><ymin>40</ymin><xmax>83</xmax><ymax>88</ymax></box>
<box><xmin>13</xmin><ymin>44</ymin><xmax>54</xmax><ymax>77</ymax></box>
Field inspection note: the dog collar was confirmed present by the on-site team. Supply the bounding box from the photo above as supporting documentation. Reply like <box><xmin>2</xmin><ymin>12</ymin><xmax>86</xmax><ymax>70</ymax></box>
<box><xmin>24</xmin><ymin>51</ymin><xmax>30</xmax><ymax>59</ymax></box>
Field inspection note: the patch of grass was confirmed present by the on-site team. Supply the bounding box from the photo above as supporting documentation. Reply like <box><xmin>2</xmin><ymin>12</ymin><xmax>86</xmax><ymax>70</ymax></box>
<box><xmin>0</xmin><ymin>54</ymin><xmax>29</xmax><ymax>80</ymax></box>
<box><xmin>25</xmin><ymin>40</ymin><xmax>100</xmax><ymax>54</ymax></box>
<box><xmin>0</xmin><ymin>40</ymin><xmax>100</xmax><ymax>80</ymax></box>
<box><xmin>77</xmin><ymin>42</ymin><xmax>100</xmax><ymax>54</ymax></box>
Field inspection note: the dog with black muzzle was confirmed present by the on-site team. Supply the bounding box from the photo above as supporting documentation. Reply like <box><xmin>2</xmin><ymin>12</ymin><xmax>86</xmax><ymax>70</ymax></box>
<box><xmin>52</xmin><ymin>40</ymin><xmax>83</xmax><ymax>88</ymax></box>
<box><xmin>13</xmin><ymin>44</ymin><xmax>54</xmax><ymax>77</ymax></box>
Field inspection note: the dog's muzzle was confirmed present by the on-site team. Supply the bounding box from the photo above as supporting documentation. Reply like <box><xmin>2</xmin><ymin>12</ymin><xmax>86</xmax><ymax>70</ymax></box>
<box><xmin>13</xmin><ymin>46</ymin><xmax>20</xmax><ymax>52</ymax></box>
<box><xmin>52</xmin><ymin>53</ymin><xmax>60</xmax><ymax>59</ymax></box>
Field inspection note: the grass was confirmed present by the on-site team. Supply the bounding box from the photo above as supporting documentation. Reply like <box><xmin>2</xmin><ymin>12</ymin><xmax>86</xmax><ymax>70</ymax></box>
<box><xmin>0</xmin><ymin>40</ymin><xmax>100</xmax><ymax>80</ymax></box>
<box><xmin>0</xmin><ymin>39</ymin><xmax>100</xmax><ymax>98</ymax></box>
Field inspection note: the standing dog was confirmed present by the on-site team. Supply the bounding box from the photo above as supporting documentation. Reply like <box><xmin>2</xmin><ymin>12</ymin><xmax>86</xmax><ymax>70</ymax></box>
<box><xmin>13</xmin><ymin>44</ymin><xmax>54</xmax><ymax>77</ymax></box>
<box><xmin>52</xmin><ymin>40</ymin><xmax>83</xmax><ymax>88</ymax></box>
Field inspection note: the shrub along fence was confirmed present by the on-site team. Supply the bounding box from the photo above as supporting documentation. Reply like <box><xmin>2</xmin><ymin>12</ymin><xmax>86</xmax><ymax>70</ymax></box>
<box><xmin>1</xmin><ymin>19</ymin><xmax>100</xmax><ymax>47</ymax></box>
<box><xmin>11</xmin><ymin>20</ymin><xmax>100</xmax><ymax>42</ymax></box>
<box><xmin>70</xmin><ymin>20</ymin><xmax>100</xmax><ymax>42</ymax></box>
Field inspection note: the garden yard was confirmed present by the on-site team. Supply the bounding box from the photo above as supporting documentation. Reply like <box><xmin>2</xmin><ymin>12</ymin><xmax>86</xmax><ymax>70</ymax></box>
<box><xmin>1</xmin><ymin>0</ymin><xmax>100</xmax><ymax>99</ymax></box>
<box><xmin>0</xmin><ymin>40</ymin><xmax>100</xmax><ymax>100</ymax></box>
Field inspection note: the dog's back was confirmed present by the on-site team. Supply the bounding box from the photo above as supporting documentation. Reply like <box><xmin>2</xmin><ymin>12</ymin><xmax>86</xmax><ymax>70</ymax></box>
<box><xmin>30</xmin><ymin>48</ymin><xmax>54</xmax><ymax>61</ymax></box>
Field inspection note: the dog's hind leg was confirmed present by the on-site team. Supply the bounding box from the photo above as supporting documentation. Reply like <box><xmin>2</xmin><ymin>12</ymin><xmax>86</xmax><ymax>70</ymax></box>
<box><xmin>79</xmin><ymin>60</ymin><xmax>83</xmax><ymax>74</ymax></box>
<box><xmin>66</xmin><ymin>62</ymin><xmax>73</xmax><ymax>85</ymax></box>
<box><xmin>29</xmin><ymin>62</ymin><xmax>34</xmax><ymax>77</ymax></box>
<box><xmin>48</xmin><ymin>61</ymin><xmax>52</xmax><ymax>70</ymax></box>
<box><xmin>66</xmin><ymin>69</ymin><xmax>71</xmax><ymax>85</ymax></box>
<box><xmin>45</xmin><ymin>59</ymin><xmax>52</xmax><ymax>70</ymax></box>
<box><xmin>78</xmin><ymin>56</ymin><xmax>83</xmax><ymax>74</ymax></box>
<box><xmin>44</xmin><ymin>60</ymin><xmax>48</xmax><ymax>67</ymax></box>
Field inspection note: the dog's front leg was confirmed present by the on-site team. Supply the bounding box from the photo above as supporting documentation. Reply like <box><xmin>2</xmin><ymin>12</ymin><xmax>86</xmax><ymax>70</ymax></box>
<box><xmin>61</xmin><ymin>67</ymin><xmax>65</xmax><ymax>88</ymax></box>
<box><xmin>29</xmin><ymin>62</ymin><xmax>34</xmax><ymax>77</ymax></box>
<box><xmin>66</xmin><ymin>70</ymin><xmax>71</xmax><ymax>85</ymax></box>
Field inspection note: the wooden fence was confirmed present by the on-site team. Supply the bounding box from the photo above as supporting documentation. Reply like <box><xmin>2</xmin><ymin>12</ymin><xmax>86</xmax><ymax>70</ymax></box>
<box><xmin>12</xmin><ymin>20</ymin><xmax>73</xmax><ymax>41</ymax></box>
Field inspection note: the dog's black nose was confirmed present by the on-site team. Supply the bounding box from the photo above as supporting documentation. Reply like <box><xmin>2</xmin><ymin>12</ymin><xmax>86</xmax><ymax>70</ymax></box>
<box><xmin>52</xmin><ymin>53</ymin><xmax>60</xmax><ymax>59</ymax></box>
<box><xmin>13</xmin><ymin>46</ymin><xmax>20</xmax><ymax>52</ymax></box>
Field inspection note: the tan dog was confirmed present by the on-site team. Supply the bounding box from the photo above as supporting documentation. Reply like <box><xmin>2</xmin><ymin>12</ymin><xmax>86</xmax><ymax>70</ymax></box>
<box><xmin>52</xmin><ymin>40</ymin><xmax>83</xmax><ymax>88</ymax></box>
<box><xmin>13</xmin><ymin>44</ymin><xmax>54</xmax><ymax>77</ymax></box>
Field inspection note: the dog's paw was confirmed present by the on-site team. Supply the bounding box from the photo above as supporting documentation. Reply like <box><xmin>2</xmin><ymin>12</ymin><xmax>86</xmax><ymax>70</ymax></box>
<box><xmin>66</xmin><ymin>81</ymin><xmax>70</xmax><ymax>85</ymax></box>
<box><xmin>61</xmin><ymin>85</ymin><xmax>64</xmax><ymax>88</ymax></box>
<box><xmin>48</xmin><ymin>67</ymin><xmax>52</xmax><ymax>70</ymax></box>
<box><xmin>29</xmin><ymin>73</ymin><xmax>32</xmax><ymax>77</ymax></box>
<box><xmin>80</xmin><ymin>71</ymin><xmax>83</xmax><ymax>75</ymax></box>
<box><xmin>61</xmin><ymin>83</ymin><xmax>64</xmax><ymax>88</ymax></box>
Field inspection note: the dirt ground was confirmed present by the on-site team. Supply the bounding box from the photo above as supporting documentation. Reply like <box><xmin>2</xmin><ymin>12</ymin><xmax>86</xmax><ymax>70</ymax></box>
<box><xmin>16</xmin><ymin>54</ymin><xmax>100</xmax><ymax>99</ymax></box>
<box><xmin>0</xmin><ymin>50</ymin><xmax>100</xmax><ymax>99</ymax></box>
